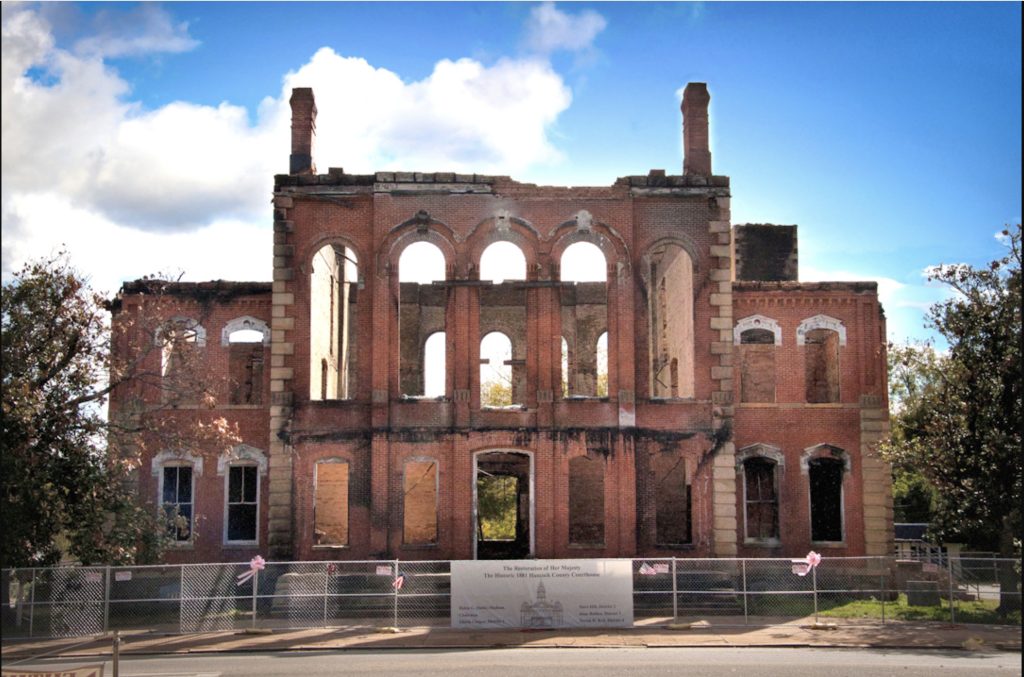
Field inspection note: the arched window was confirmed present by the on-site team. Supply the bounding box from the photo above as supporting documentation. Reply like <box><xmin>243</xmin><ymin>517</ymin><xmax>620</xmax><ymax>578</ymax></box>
<box><xmin>310</xmin><ymin>244</ymin><xmax>359</xmax><ymax>400</ymax></box>
<box><xmin>152</xmin><ymin>450</ymin><xmax>203</xmax><ymax>543</ymax></box>
<box><xmin>596</xmin><ymin>332</ymin><xmax>609</xmax><ymax>398</ymax></box>
<box><xmin>225</xmin><ymin>319</ymin><xmax>267</xmax><ymax>405</ymax></box>
<box><xmin>480</xmin><ymin>331</ymin><xmax>514</xmax><ymax>407</ymax></box>
<box><xmin>798</xmin><ymin>315</ymin><xmax>845</xmax><ymax>404</ymax></box>
<box><xmin>739</xmin><ymin>327</ymin><xmax>777</xmax><ymax>404</ymax></box>
<box><xmin>158</xmin><ymin>317</ymin><xmax>205</xmax><ymax>405</ymax></box>
<box><xmin>399</xmin><ymin>242</ymin><xmax>447</xmax><ymax>397</ymax></box>
<box><xmin>560</xmin><ymin>337</ymin><xmax>569</xmax><ymax>398</ymax></box>
<box><xmin>480</xmin><ymin>241</ymin><xmax>526</xmax><ymax>283</ymax></box>
<box><xmin>647</xmin><ymin>243</ymin><xmax>694</xmax><ymax>398</ymax></box>
<box><xmin>743</xmin><ymin>457</ymin><xmax>780</xmax><ymax>542</ymax></box>
<box><xmin>560</xmin><ymin>241</ymin><xmax>607</xmax><ymax>397</ymax></box>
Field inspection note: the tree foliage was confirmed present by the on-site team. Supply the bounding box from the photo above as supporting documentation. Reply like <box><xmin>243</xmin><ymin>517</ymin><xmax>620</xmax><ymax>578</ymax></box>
<box><xmin>1</xmin><ymin>254</ymin><xmax>237</xmax><ymax>568</ymax></box>
<box><xmin>883</xmin><ymin>224</ymin><xmax>1021</xmax><ymax>558</ymax></box>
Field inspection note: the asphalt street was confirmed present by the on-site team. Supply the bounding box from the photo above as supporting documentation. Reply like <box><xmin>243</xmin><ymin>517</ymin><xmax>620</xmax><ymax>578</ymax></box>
<box><xmin>4</xmin><ymin>647</ymin><xmax>1022</xmax><ymax>677</ymax></box>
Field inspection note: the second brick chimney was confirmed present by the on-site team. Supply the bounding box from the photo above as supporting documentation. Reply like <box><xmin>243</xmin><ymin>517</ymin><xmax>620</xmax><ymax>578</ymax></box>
<box><xmin>289</xmin><ymin>88</ymin><xmax>317</xmax><ymax>175</ymax></box>
<box><xmin>682</xmin><ymin>82</ymin><xmax>711</xmax><ymax>176</ymax></box>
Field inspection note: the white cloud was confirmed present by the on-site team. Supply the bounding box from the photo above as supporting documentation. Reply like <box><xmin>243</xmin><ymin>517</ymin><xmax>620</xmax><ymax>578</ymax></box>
<box><xmin>73</xmin><ymin>4</ymin><xmax>199</xmax><ymax>59</ymax></box>
<box><xmin>1</xmin><ymin>5</ymin><xmax>575</xmax><ymax>287</ymax></box>
<box><xmin>524</xmin><ymin>2</ymin><xmax>607</xmax><ymax>55</ymax></box>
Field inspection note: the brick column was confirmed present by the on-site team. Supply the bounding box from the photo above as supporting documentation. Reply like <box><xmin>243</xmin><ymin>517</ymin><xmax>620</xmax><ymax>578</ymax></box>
<box><xmin>708</xmin><ymin>196</ymin><xmax>737</xmax><ymax>556</ymax></box>
<box><xmin>268</xmin><ymin>192</ymin><xmax>297</xmax><ymax>559</ymax></box>
<box><xmin>860</xmin><ymin>395</ymin><xmax>894</xmax><ymax>556</ymax></box>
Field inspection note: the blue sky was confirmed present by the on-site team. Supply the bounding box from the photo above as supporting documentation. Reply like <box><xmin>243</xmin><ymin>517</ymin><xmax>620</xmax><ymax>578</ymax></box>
<box><xmin>2</xmin><ymin>2</ymin><xmax>1020</xmax><ymax>344</ymax></box>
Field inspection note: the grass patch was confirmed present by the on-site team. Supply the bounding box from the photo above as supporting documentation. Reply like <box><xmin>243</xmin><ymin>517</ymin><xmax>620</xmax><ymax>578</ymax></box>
<box><xmin>750</xmin><ymin>593</ymin><xmax>1020</xmax><ymax>626</ymax></box>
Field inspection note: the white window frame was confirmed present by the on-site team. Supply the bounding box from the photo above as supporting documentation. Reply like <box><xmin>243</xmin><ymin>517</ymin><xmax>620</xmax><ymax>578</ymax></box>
<box><xmin>158</xmin><ymin>463</ymin><xmax>196</xmax><ymax>545</ymax></box>
<box><xmin>223</xmin><ymin>463</ymin><xmax>260</xmax><ymax>546</ymax></box>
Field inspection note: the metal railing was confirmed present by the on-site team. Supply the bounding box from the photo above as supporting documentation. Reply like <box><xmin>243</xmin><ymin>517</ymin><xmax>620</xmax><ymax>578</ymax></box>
<box><xmin>2</xmin><ymin>556</ymin><xmax>1019</xmax><ymax>640</ymax></box>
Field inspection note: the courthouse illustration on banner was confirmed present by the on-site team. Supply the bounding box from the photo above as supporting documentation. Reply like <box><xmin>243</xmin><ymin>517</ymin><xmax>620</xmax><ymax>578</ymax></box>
<box><xmin>451</xmin><ymin>559</ymin><xmax>633</xmax><ymax>629</ymax></box>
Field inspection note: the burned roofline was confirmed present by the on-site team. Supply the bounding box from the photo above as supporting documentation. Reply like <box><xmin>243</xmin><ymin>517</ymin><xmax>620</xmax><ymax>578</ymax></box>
<box><xmin>733</xmin><ymin>280</ymin><xmax>878</xmax><ymax>294</ymax></box>
<box><xmin>111</xmin><ymin>280</ymin><xmax>272</xmax><ymax>309</ymax></box>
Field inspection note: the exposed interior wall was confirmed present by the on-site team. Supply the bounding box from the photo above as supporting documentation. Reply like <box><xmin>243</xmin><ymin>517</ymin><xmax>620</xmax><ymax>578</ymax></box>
<box><xmin>309</xmin><ymin>245</ymin><xmax>340</xmax><ymax>400</ymax></box>
<box><xmin>804</xmin><ymin>328</ymin><xmax>840</xmax><ymax>403</ymax></box>
<box><xmin>228</xmin><ymin>342</ymin><xmax>264</xmax><ymax>404</ymax></box>
<box><xmin>568</xmin><ymin>454</ymin><xmax>605</xmax><ymax>546</ymax></box>
<box><xmin>648</xmin><ymin>244</ymin><xmax>694</xmax><ymax>398</ymax></box>
<box><xmin>653</xmin><ymin>450</ymin><xmax>691</xmax><ymax>545</ymax></box>
<box><xmin>399</xmin><ymin>284</ymin><xmax>447</xmax><ymax>396</ymax></box>
<box><xmin>738</xmin><ymin>327</ymin><xmax>775</xmax><ymax>403</ymax></box>
<box><xmin>560</xmin><ymin>282</ymin><xmax>607</xmax><ymax>397</ymax></box>
<box><xmin>480</xmin><ymin>284</ymin><xmax>527</xmax><ymax>405</ymax></box>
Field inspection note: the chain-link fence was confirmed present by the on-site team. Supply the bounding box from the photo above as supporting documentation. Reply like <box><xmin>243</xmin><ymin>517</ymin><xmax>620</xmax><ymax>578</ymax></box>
<box><xmin>2</xmin><ymin>556</ymin><xmax>1019</xmax><ymax>639</ymax></box>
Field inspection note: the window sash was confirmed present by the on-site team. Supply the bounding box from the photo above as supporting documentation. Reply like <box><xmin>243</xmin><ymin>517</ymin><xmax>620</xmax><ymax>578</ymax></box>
<box><xmin>226</xmin><ymin>465</ymin><xmax>259</xmax><ymax>543</ymax></box>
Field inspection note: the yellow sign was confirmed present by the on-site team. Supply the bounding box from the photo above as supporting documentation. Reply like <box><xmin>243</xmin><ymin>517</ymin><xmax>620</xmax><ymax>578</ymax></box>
<box><xmin>2</xmin><ymin>664</ymin><xmax>103</xmax><ymax>677</ymax></box>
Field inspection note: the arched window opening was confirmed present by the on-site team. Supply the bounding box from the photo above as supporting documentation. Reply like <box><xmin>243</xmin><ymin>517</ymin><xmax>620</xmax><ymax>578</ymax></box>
<box><xmin>809</xmin><ymin>457</ymin><xmax>844</xmax><ymax>542</ymax></box>
<box><xmin>399</xmin><ymin>242</ymin><xmax>447</xmax><ymax>397</ymax></box>
<box><xmin>160</xmin><ymin>318</ymin><xmax>205</xmax><ymax>405</ymax></box>
<box><xmin>743</xmin><ymin>457</ymin><xmax>779</xmax><ymax>541</ymax></box>
<box><xmin>648</xmin><ymin>243</ymin><xmax>694</xmax><ymax>399</ymax></box>
<box><xmin>560</xmin><ymin>337</ymin><xmax>570</xmax><ymax>398</ymax></box>
<box><xmin>804</xmin><ymin>328</ymin><xmax>840</xmax><ymax>403</ymax></box>
<box><xmin>480</xmin><ymin>331</ymin><xmax>515</xmax><ymax>407</ymax></box>
<box><xmin>314</xmin><ymin>459</ymin><xmax>349</xmax><ymax>546</ymax></box>
<box><xmin>596</xmin><ymin>332</ymin><xmax>609</xmax><ymax>398</ymax></box>
<box><xmin>423</xmin><ymin>332</ymin><xmax>446</xmax><ymax>398</ymax></box>
<box><xmin>739</xmin><ymin>328</ymin><xmax>776</xmax><ymax>404</ymax></box>
<box><xmin>310</xmin><ymin>244</ymin><xmax>359</xmax><ymax>400</ymax></box>
<box><xmin>568</xmin><ymin>455</ymin><xmax>605</xmax><ymax>546</ymax></box>
<box><xmin>560</xmin><ymin>242</ymin><xmax>607</xmax><ymax>398</ymax></box>
<box><xmin>480</xmin><ymin>241</ymin><xmax>526</xmax><ymax>283</ymax></box>
<box><xmin>654</xmin><ymin>451</ymin><xmax>691</xmax><ymax>545</ymax></box>
<box><xmin>228</xmin><ymin>329</ymin><xmax>265</xmax><ymax>405</ymax></box>
<box><xmin>403</xmin><ymin>458</ymin><xmax>438</xmax><ymax>545</ymax></box>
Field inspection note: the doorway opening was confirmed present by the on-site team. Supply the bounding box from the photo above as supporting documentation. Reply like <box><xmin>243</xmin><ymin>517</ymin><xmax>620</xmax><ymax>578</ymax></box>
<box><xmin>474</xmin><ymin>451</ymin><xmax>533</xmax><ymax>559</ymax></box>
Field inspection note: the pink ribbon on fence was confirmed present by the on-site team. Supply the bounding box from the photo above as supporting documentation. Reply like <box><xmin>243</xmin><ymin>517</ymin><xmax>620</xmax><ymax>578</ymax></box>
<box><xmin>794</xmin><ymin>550</ymin><xmax>823</xmax><ymax>577</ymax></box>
<box><xmin>236</xmin><ymin>555</ymin><xmax>266</xmax><ymax>586</ymax></box>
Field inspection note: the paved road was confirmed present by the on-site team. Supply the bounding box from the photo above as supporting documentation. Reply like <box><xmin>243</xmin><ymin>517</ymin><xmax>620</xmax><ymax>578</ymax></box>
<box><xmin>4</xmin><ymin>648</ymin><xmax>1021</xmax><ymax>677</ymax></box>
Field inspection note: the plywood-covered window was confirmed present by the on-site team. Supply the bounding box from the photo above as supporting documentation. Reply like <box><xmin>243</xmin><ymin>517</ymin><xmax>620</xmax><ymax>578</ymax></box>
<box><xmin>743</xmin><ymin>457</ymin><xmax>779</xmax><ymax>541</ymax></box>
<box><xmin>654</xmin><ymin>452</ymin><xmax>690</xmax><ymax>545</ymax></box>
<box><xmin>403</xmin><ymin>459</ymin><xmax>438</xmax><ymax>545</ymax></box>
<box><xmin>314</xmin><ymin>460</ymin><xmax>349</xmax><ymax>546</ymax></box>
<box><xmin>568</xmin><ymin>455</ymin><xmax>605</xmax><ymax>546</ymax></box>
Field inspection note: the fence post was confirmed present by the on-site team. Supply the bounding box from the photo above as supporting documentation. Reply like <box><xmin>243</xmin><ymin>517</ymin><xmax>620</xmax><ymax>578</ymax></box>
<box><xmin>251</xmin><ymin>567</ymin><xmax>259</xmax><ymax>630</ymax></box>
<box><xmin>28</xmin><ymin>568</ymin><xmax>36</xmax><ymax>638</ymax></box>
<box><xmin>880</xmin><ymin>571</ymin><xmax>885</xmax><ymax>624</ymax></box>
<box><xmin>323</xmin><ymin>564</ymin><xmax>330</xmax><ymax>628</ymax></box>
<box><xmin>392</xmin><ymin>560</ymin><xmax>400</xmax><ymax>629</ymax></box>
<box><xmin>178</xmin><ymin>565</ymin><xmax>185</xmax><ymax>634</ymax></box>
<box><xmin>948</xmin><ymin>560</ymin><xmax>956</xmax><ymax>624</ymax></box>
<box><xmin>742</xmin><ymin>559</ymin><xmax>748</xmax><ymax>625</ymax></box>
<box><xmin>103</xmin><ymin>565</ymin><xmax>112</xmax><ymax>633</ymax></box>
<box><xmin>812</xmin><ymin>565</ymin><xmax>819</xmax><ymax>625</ymax></box>
<box><xmin>671</xmin><ymin>558</ymin><xmax>678</xmax><ymax>621</ymax></box>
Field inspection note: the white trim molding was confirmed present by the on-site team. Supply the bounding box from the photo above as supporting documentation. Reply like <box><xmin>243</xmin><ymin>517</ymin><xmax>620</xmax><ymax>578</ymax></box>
<box><xmin>734</xmin><ymin>315</ymin><xmax>782</xmax><ymax>345</ymax></box>
<box><xmin>736</xmin><ymin>443</ymin><xmax>785</xmax><ymax>469</ymax></box>
<box><xmin>221</xmin><ymin>316</ymin><xmax>271</xmax><ymax>346</ymax></box>
<box><xmin>800</xmin><ymin>443</ymin><xmax>851</xmax><ymax>473</ymax></box>
<box><xmin>217</xmin><ymin>444</ymin><xmax>269</xmax><ymax>476</ymax></box>
<box><xmin>796</xmin><ymin>314</ymin><xmax>846</xmax><ymax>346</ymax></box>
<box><xmin>151</xmin><ymin>449</ymin><xmax>204</xmax><ymax>477</ymax></box>
<box><xmin>154</xmin><ymin>317</ymin><xmax>207</xmax><ymax>347</ymax></box>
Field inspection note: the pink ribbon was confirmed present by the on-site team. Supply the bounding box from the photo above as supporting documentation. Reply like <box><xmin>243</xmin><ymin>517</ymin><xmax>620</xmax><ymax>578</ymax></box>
<box><xmin>236</xmin><ymin>555</ymin><xmax>266</xmax><ymax>586</ymax></box>
<box><xmin>806</xmin><ymin>551</ymin><xmax>822</xmax><ymax>568</ymax></box>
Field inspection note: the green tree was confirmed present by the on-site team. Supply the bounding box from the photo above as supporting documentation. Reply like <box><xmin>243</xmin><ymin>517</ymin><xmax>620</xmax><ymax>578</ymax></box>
<box><xmin>883</xmin><ymin>224</ymin><xmax>1021</xmax><ymax>613</ymax></box>
<box><xmin>1</xmin><ymin>254</ymin><xmax>237</xmax><ymax>567</ymax></box>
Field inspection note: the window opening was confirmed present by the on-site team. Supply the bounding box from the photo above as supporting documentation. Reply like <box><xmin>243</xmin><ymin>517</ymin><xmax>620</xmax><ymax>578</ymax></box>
<box><xmin>479</xmin><ymin>241</ymin><xmax>527</xmax><ymax>406</ymax></box>
<box><xmin>161</xmin><ymin>320</ymin><xmax>202</xmax><ymax>405</ymax></box>
<box><xmin>739</xmin><ymin>328</ymin><xmax>776</xmax><ymax>403</ymax></box>
<box><xmin>809</xmin><ymin>457</ymin><xmax>844</xmax><ymax>542</ymax></box>
<box><xmin>399</xmin><ymin>242</ymin><xmax>446</xmax><ymax>397</ymax></box>
<box><xmin>476</xmin><ymin>473</ymin><xmax>518</xmax><ymax>541</ymax></box>
<box><xmin>480</xmin><ymin>331</ymin><xmax>515</xmax><ymax>407</ymax></box>
<box><xmin>654</xmin><ymin>452</ymin><xmax>690</xmax><ymax>545</ymax></box>
<box><xmin>560</xmin><ymin>242</ymin><xmax>607</xmax><ymax>398</ymax></box>
<box><xmin>403</xmin><ymin>459</ymin><xmax>438</xmax><ymax>545</ymax></box>
<box><xmin>596</xmin><ymin>332</ymin><xmax>609</xmax><ymax>398</ymax></box>
<box><xmin>310</xmin><ymin>244</ymin><xmax>359</xmax><ymax>400</ymax></box>
<box><xmin>475</xmin><ymin>451</ymin><xmax>531</xmax><ymax>559</ymax></box>
<box><xmin>314</xmin><ymin>461</ymin><xmax>349</xmax><ymax>546</ymax></box>
<box><xmin>568</xmin><ymin>455</ymin><xmax>605</xmax><ymax>546</ymax></box>
<box><xmin>226</xmin><ymin>465</ymin><xmax>258</xmax><ymax>542</ymax></box>
<box><xmin>648</xmin><ymin>243</ymin><xmax>694</xmax><ymax>398</ymax></box>
<box><xmin>560</xmin><ymin>337</ymin><xmax>569</xmax><ymax>398</ymax></box>
<box><xmin>804</xmin><ymin>328</ymin><xmax>840</xmax><ymax>403</ymax></box>
<box><xmin>228</xmin><ymin>329</ymin><xmax>264</xmax><ymax>405</ymax></box>
<box><xmin>161</xmin><ymin>465</ymin><xmax>193</xmax><ymax>541</ymax></box>
<box><xmin>743</xmin><ymin>458</ymin><xmax>779</xmax><ymax>540</ymax></box>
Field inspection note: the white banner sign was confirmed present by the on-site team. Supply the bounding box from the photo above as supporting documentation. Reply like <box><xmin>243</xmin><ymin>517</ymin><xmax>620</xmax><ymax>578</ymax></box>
<box><xmin>451</xmin><ymin>559</ymin><xmax>633</xmax><ymax>629</ymax></box>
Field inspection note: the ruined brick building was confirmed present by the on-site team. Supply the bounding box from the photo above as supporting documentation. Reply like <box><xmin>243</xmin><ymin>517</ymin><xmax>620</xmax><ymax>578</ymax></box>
<box><xmin>111</xmin><ymin>83</ymin><xmax>894</xmax><ymax>563</ymax></box>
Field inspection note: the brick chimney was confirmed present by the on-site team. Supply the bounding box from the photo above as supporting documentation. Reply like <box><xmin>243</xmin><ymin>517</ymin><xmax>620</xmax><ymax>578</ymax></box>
<box><xmin>682</xmin><ymin>82</ymin><xmax>711</xmax><ymax>176</ymax></box>
<box><xmin>289</xmin><ymin>87</ymin><xmax>317</xmax><ymax>175</ymax></box>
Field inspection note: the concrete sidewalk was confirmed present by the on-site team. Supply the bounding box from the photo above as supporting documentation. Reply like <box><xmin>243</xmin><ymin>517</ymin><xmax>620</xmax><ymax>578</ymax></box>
<box><xmin>2</xmin><ymin>617</ymin><xmax>1020</xmax><ymax>661</ymax></box>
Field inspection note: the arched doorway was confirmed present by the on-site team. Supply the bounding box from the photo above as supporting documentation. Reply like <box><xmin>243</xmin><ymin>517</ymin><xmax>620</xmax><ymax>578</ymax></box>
<box><xmin>473</xmin><ymin>451</ymin><xmax>534</xmax><ymax>559</ymax></box>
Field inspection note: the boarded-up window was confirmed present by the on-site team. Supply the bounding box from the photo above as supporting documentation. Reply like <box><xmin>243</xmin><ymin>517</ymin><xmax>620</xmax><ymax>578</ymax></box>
<box><xmin>654</xmin><ymin>453</ymin><xmax>690</xmax><ymax>545</ymax></box>
<box><xmin>744</xmin><ymin>458</ymin><xmax>779</xmax><ymax>540</ymax></box>
<box><xmin>229</xmin><ymin>343</ymin><xmax>264</xmax><ymax>404</ymax></box>
<box><xmin>805</xmin><ymin>328</ymin><xmax>840</xmax><ymax>403</ymax></box>
<box><xmin>809</xmin><ymin>458</ymin><xmax>844</xmax><ymax>542</ymax></box>
<box><xmin>569</xmin><ymin>455</ymin><xmax>605</xmax><ymax>546</ymax></box>
<box><xmin>739</xmin><ymin>328</ymin><xmax>776</xmax><ymax>403</ymax></box>
<box><xmin>314</xmin><ymin>461</ymin><xmax>349</xmax><ymax>546</ymax></box>
<box><xmin>403</xmin><ymin>459</ymin><xmax>438</xmax><ymax>545</ymax></box>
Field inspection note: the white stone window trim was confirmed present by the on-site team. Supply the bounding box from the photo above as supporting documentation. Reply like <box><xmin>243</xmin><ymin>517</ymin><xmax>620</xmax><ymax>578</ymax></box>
<box><xmin>733</xmin><ymin>315</ymin><xmax>782</xmax><ymax>345</ymax></box>
<box><xmin>796</xmin><ymin>314</ymin><xmax>846</xmax><ymax>346</ymax></box>
<box><xmin>737</xmin><ymin>444</ymin><xmax>784</xmax><ymax>545</ymax></box>
<box><xmin>799</xmin><ymin>443</ymin><xmax>851</xmax><ymax>474</ymax></box>
<box><xmin>154</xmin><ymin>316</ymin><xmax>207</xmax><ymax>347</ymax></box>
<box><xmin>152</xmin><ymin>450</ymin><xmax>201</xmax><ymax>545</ymax></box>
<box><xmin>216</xmin><ymin>444</ymin><xmax>268</xmax><ymax>477</ymax></box>
<box><xmin>221</xmin><ymin>316</ymin><xmax>271</xmax><ymax>346</ymax></box>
